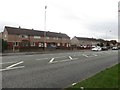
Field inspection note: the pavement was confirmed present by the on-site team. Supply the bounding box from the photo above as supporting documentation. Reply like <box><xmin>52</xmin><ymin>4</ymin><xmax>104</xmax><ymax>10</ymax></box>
<box><xmin>0</xmin><ymin>50</ymin><xmax>87</xmax><ymax>56</ymax></box>
<box><xmin>1</xmin><ymin>50</ymin><xmax>119</xmax><ymax>88</ymax></box>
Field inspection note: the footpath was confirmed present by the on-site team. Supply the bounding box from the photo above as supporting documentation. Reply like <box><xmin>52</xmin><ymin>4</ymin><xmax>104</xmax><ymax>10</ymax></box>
<box><xmin>0</xmin><ymin>50</ymin><xmax>89</xmax><ymax>56</ymax></box>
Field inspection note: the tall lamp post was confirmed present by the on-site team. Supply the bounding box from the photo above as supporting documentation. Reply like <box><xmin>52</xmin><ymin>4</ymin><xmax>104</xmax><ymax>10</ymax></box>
<box><xmin>44</xmin><ymin>5</ymin><xmax>47</xmax><ymax>51</ymax></box>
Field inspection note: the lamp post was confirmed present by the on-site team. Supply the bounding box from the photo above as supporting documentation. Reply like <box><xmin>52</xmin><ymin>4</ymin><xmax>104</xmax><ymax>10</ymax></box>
<box><xmin>44</xmin><ymin>5</ymin><xmax>47</xmax><ymax>51</ymax></box>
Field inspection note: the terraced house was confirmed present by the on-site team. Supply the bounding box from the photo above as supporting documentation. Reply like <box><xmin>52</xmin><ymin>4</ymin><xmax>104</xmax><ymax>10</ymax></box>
<box><xmin>2</xmin><ymin>26</ymin><xmax>70</xmax><ymax>51</ymax></box>
<box><xmin>71</xmin><ymin>36</ymin><xmax>105</xmax><ymax>49</ymax></box>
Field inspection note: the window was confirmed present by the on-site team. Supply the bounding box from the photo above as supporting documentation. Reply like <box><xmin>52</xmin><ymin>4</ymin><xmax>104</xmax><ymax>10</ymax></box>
<box><xmin>31</xmin><ymin>42</ymin><xmax>35</xmax><ymax>46</ymax></box>
<box><xmin>46</xmin><ymin>37</ymin><xmax>49</xmax><ymax>39</ymax></box>
<box><xmin>56</xmin><ymin>37</ymin><xmax>58</xmax><ymax>40</ymax></box>
<box><xmin>21</xmin><ymin>35</ymin><xmax>28</xmax><ymax>38</ymax></box>
<box><xmin>4</xmin><ymin>34</ymin><xmax>6</xmax><ymax>37</ymax></box>
<box><xmin>34</xmin><ymin>36</ymin><xmax>41</xmax><ymax>39</ymax></box>
<box><xmin>53</xmin><ymin>37</ymin><xmax>58</xmax><ymax>40</ymax></box>
<box><xmin>13</xmin><ymin>42</ymin><xmax>19</xmax><ymax>46</ymax></box>
<box><xmin>57</xmin><ymin>43</ymin><xmax>60</xmax><ymax>46</ymax></box>
<box><xmin>38</xmin><ymin>43</ymin><xmax>44</xmax><ymax>47</ymax></box>
<box><xmin>19</xmin><ymin>35</ymin><xmax>21</xmax><ymax>38</ymax></box>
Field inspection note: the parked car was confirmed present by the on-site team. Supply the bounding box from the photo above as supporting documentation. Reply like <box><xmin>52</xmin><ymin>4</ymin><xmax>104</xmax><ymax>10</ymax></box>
<box><xmin>101</xmin><ymin>47</ymin><xmax>108</xmax><ymax>51</ymax></box>
<box><xmin>118</xmin><ymin>46</ymin><xmax>120</xmax><ymax>49</ymax></box>
<box><xmin>92</xmin><ymin>45</ymin><xmax>96</xmax><ymax>48</ymax></box>
<box><xmin>112</xmin><ymin>46</ymin><xmax>118</xmax><ymax>50</ymax></box>
<box><xmin>91</xmin><ymin>47</ymin><xmax>102</xmax><ymax>51</ymax></box>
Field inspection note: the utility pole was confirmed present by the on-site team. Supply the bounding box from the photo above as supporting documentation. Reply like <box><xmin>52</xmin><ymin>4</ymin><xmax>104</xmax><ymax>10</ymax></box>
<box><xmin>44</xmin><ymin>5</ymin><xmax>47</xmax><ymax>51</ymax></box>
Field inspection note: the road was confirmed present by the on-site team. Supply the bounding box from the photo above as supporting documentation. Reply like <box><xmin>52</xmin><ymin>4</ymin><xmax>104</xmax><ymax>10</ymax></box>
<box><xmin>1</xmin><ymin>50</ymin><xmax>118</xmax><ymax>88</ymax></box>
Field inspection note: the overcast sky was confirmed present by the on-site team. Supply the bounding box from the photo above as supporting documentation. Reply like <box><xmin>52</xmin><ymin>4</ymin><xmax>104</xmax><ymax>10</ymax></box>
<box><xmin>0</xmin><ymin>0</ymin><xmax>119</xmax><ymax>41</ymax></box>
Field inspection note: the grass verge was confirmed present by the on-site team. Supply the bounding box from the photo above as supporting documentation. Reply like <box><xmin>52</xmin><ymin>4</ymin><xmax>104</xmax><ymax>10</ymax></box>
<box><xmin>65</xmin><ymin>64</ymin><xmax>119</xmax><ymax>90</ymax></box>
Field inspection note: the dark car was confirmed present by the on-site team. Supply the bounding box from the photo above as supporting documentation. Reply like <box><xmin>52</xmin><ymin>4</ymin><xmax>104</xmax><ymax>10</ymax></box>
<box><xmin>101</xmin><ymin>47</ymin><xmax>108</xmax><ymax>51</ymax></box>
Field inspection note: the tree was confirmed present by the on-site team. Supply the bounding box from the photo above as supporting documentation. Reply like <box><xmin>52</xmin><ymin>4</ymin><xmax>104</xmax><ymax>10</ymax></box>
<box><xmin>97</xmin><ymin>43</ymin><xmax>100</xmax><ymax>46</ymax></box>
<box><xmin>106</xmin><ymin>41</ymin><xmax>110</xmax><ymax>47</ymax></box>
<box><xmin>110</xmin><ymin>40</ymin><xmax>117</xmax><ymax>45</ymax></box>
<box><xmin>0</xmin><ymin>39</ymin><xmax>8</xmax><ymax>52</ymax></box>
<box><xmin>100</xmin><ymin>42</ymin><xmax>104</xmax><ymax>47</ymax></box>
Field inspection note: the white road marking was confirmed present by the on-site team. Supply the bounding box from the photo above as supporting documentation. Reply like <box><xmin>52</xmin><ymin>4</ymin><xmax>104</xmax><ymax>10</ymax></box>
<box><xmin>36</xmin><ymin>56</ymin><xmax>67</xmax><ymax>61</ymax></box>
<box><xmin>0</xmin><ymin>61</ymin><xmax>16</xmax><ymax>65</ymax></box>
<box><xmin>82</xmin><ymin>54</ymin><xmax>88</xmax><ymax>57</ymax></box>
<box><xmin>50</xmin><ymin>58</ymin><xmax>78</xmax><ymax>63</ymax></box>
<box><xmin>69</xmin><ymin>56</ymin><xmax>73</xmax><ymax>60</ymax></box>
<box><xmin>0</xmin><ymin>66</ymin><xmax>25</xmax><ymax>72</ymax></box>
<box><xmin>6</xmin><ymin>61</ymin><xmax>24</xmax><ymax>69</ymax></box>
<box><xmin>49</xmin><ymin>58</ymin><xmax>55</xmax><ymax>63</ymax></box>
<box><xmin>36</xmin><ymin>58</ymin><xmax>49</xmax><ymax>60</ymax></box>
<box><xmin>72</xmin><ymin>83</ymin><xmax>76</xmax><ymax>86</ymax></box>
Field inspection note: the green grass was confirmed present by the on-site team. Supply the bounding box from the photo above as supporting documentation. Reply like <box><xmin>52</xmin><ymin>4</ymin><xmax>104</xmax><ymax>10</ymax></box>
<box><xmin>65</xmin><ymin>64</ymin><xmax>119</xmax><ymax>89</ymax></box>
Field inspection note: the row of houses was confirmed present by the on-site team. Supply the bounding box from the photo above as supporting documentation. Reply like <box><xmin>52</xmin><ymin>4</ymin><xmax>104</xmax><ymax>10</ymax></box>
<box><xmin>0</xmin><ymin>26</ymin><xmax>71</xmax><ymax>51</ymax></box>
<box><xmin>0</xmin><ymin>26</ymin><xmax>118</xmax><ymax>52</ymax></box>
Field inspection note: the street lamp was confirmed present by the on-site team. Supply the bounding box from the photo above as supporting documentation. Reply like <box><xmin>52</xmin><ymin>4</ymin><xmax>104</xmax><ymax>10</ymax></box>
<box><xmin>44</xmin><ymin>5</ymin><xmax>47</xmax><ymax>51</ymax></box>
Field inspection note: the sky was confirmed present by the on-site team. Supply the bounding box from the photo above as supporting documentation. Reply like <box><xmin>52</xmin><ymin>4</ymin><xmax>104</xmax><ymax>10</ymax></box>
<box><xmin>0</xmin><ymin>0</ymin><xmax>119</xmax><ymax>41</ymax></box>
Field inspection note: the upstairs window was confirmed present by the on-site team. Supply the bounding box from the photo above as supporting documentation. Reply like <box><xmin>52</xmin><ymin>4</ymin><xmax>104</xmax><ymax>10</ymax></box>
<box><xmin>46</xmin><ymin>37</ymin><xmax>50</xmax><ymax>39</ymax></box>
<box><xmin>53</xmin><ymin>37</ymin><xmax>58</xmax><ymax>40</ymax></box>
<box><xmin>56</xmin><ymin>37</ymin><xmax>58</xmax><ymax>40</ymax></box>
<box><xmin>4</xmin><ymin>34</ymin><xmax>6</xmax><ymax>37</ymax></box>
<box><xmin>34</xmin><ymin>36</ymin><xmax>41</xmax><ymax>39</ymax></box>
<box><xmin>21</xmin><ymin>35</ymin><xmax>28</xmax><ymax>38</ymax></box>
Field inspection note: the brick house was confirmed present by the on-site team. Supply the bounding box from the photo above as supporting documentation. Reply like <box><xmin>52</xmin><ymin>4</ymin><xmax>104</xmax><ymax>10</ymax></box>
<box><xmin>0</xmin><ymin>32</ymin><xmax>3</xmax><ymax>39</ymax></box>
<box><xmin>71</xmin><ymin>36</ymin><xmax>105</xmax><ymax>49</ymax></box>
<box><xmin>2</xmin><ymin>26</ymin><xmax>70</xmax><ymax>51</ymax></box>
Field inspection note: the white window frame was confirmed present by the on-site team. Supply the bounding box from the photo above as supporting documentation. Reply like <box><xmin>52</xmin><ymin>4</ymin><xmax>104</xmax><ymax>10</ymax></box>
<box><xmin>13</xmin><ymin>42</ymin><xmax>19</xmax><ymax>46</ymax></box>
<box><xmin>31</xmin><ymin>42</ymin><xmax>35</xmax><ymax>46</ymax></box>
<box><xmin>34</xmin><ymin>36</ymin><xmax>41</xmax><ymax>39</ymax></box>
<box><xmin>38</xmin><ymin>43</ymin><xmax>44</xmax><ymax>47</ymax></box>
<box><xmin>21</xmin><ymin>35</ymin><xmax>28</xmax><ymax>38</ymax></box>
<box><xmin>57</xmin><ymin>43</ymin><xmax>60</xmax><ymax>46</ymax></box>
<box><xmin>4</xmin><ymin>34</ymin><xmax>6</xmax><ymax>37</ymax></box>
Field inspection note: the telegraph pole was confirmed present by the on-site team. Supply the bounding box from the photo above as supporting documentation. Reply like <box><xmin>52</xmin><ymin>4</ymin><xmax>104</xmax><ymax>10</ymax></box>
<box><xmin>44</xmin><ymin>5</ymin><xmax>47</xmax><ymax>51</ymax></box>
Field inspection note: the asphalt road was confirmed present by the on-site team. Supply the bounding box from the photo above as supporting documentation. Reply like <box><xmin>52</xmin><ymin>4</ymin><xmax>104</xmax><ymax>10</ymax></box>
<box><xmin>1</xmin><ymin>50</ymin><xmax>118</xmax><ymax>88</ymax></box>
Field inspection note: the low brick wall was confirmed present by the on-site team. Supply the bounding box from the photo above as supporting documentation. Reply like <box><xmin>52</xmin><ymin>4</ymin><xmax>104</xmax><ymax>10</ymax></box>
<box><xmin>4</xmin><ymin>46</ymin><xmax>91</xmax><ymax>53</ymax></box>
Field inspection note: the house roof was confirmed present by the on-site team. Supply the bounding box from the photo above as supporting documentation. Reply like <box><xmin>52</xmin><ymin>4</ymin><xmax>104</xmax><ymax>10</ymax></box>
<box><xmin>5</xmin><ymin>26</ymin><xmax>70</xmax><ymax>38</ymax></box>
<box><xmin>75</xmin><ymin>37</ymin><xmax>97</xmax><ymax>41</ymax></box>
<box><xmin>75</xmin><ymin>36</ymin><xmax>105</xmax><ymax>42</ymax></box>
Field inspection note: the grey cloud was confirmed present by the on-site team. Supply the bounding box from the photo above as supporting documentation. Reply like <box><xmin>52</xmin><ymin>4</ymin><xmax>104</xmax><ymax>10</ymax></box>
<box><xmin>86</xmin><ymin>21</ymin><xmax>118</xmax><ymax>39</ymax></box>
